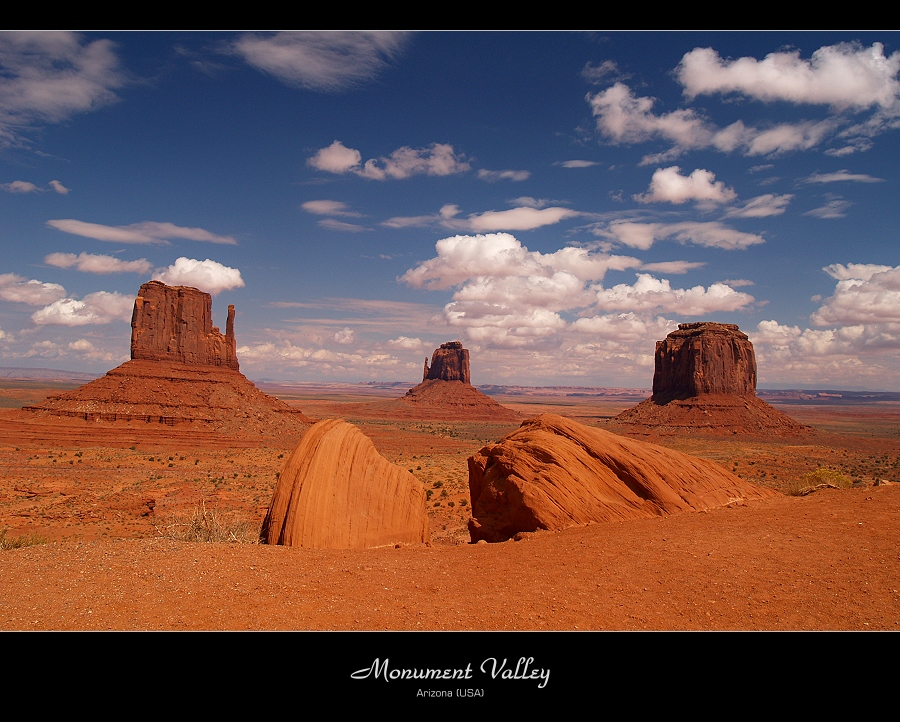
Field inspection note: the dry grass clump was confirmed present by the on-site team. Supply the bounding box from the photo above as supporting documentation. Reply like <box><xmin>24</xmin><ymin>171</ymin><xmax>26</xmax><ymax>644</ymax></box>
<box><xmin>786</xmin><ymin>468</ymin><xmax>854</xmax><ymax>496</ymax></box>
<box><xmin>155</xmin><ymin>499</ymin><xmax>259</xmax><ymax>544</ymax></box>
<box><xmin>0</xmin><ymin>528</ymin><xmax>48</xmax><ymax>550</ymax></box>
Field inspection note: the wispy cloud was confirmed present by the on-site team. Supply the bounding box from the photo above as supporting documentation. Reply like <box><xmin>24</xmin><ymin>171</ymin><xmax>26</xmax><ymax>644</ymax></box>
<box><xmin>234</xmin><ymin>31</ymin><xmax>408</xmax><ymax>92</ymax></box>
<box><xmin>44</xmin><ymin>252</ymin><xmax>152</xmax><ymax>274</ymax></box>
<box><xmin>596</xmin><ymin>220</ymin><xmax>765</xmax><ymax>250</ymax></box>
<box><xmin>477</xmin><ymin>169</ymin><xmax>531</xmax><ymax>182</ymax></box>
<box><xmin>47</xmin><ymin>219</ymin><xmax>238</xmax><ymax>245</ymax></box>
<box><xmin>805</xmin><ymin>169</ymin><xmax>885</xmax><ymax>183</ymax></box>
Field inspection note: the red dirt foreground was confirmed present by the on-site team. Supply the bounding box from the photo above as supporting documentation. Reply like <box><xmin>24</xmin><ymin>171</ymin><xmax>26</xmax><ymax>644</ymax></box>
<box><xmin>468</xmin><ymin>414</ymin><xmax>777</xmax><ymax>543</ymax></box>
<box><xmin>261</xmin><ymin>419</ymin><xmax>430</xmax><ymax>549</ymax></box>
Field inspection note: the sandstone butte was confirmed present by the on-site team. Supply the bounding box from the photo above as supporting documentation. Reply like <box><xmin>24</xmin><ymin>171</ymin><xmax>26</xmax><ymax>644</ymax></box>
<box><xmin>22</xmin><ymin>281</ymin><xmax>310</xmax><ymax>437</ymax></box>
<box><xmin>260</xmin><ymin>419</ymin><xmax>430</xmax><ymax>549</ymax></box>
<box><xmin>397</xmin><ymin>341</ymin><xmax>520</xmax><ymax>421</ymax></box>
<box><xmin>467</xmin><ymin>413</ymin><xmax>779</xmax><ymax>543</ymax></box>
<box><xmin>609</xmin><ymin>322</ymin><xmax>811</xmax><ymax>437</ymax></box>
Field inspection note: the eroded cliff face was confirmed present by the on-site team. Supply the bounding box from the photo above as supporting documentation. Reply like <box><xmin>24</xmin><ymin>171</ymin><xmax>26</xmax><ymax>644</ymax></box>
<box><xmin>423</xmin><ymin>341</ymin><xmax>470</xmax><ymax>384</ymax></box>
<box><xmin>130</xmin><ymin>281</ymin><xmax>239</xmax><ymax>370</ymax></box>
<box><xmin>652</xmin><ymin>322</ymin><xmax>756</xmax><ymax>402</ymax></box>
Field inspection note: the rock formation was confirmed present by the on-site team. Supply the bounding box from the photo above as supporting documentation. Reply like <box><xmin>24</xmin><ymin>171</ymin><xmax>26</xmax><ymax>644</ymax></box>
<box><xmin>467</xmin><ymin>413</ymin><xmax>778</xmax><ymax>543</ymax></box>
<box><xmin>609</xmin><ymin>322</ymin><xmax>811</xmax><ymax>436</ymax></box>
<box><xmin>260</xmin><ymin>419</ymin><xmax>430</xmax><ymax>548</ymax></box>
<box><xmin>423</xmin><ymin>341</ymin><xmax>470</xmax><ymax>383</ymax></box>
<box><xmin>131</xmin><ymin>281</ymin><xmax>239</xmax><ymax>370</ymax></box>
<box><xmin>398</xmin><ymin>341</ymin><xmax>519</xmax><ymax>421</ymax></box>
<box><xmin>23</xmin><ymin>281</ymin><xmax>310</xmax><ymax>437</ymax></box>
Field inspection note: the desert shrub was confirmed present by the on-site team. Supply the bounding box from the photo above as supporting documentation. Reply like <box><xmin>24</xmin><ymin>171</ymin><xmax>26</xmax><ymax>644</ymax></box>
<box><xmin>786</xmin><ymin>468</ymin><xmax>853</xmax><ymax>496</ymax></box>
<box><xmin>155</xmin><ymin>499</ymin><xmax>258</xmax><ymax>544</ymax></box>
<box><xmin>0</xmin><ymin>529</ymin><xmax>48</xmax><ymax>550</ymax></box>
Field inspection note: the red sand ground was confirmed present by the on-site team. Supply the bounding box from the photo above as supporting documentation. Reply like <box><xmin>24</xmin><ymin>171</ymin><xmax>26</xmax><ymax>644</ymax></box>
<box><xmin>1</xmin><ymin>382</ymin><xmax>899</xmax><ymax>630</ymax></box>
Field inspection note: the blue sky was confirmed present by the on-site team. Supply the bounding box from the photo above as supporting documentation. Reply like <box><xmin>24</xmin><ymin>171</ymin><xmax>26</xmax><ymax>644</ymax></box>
<box><xmin>1</xmin><ymin>31</ymin><xmax>899</xmax><ymax>389</ymax></box>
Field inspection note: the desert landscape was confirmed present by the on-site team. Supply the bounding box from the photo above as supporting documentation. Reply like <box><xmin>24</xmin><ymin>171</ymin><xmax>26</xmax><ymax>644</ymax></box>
<box><xmin>1</xmin><ymin>291</ymin><xmax>898</xmax><ymax>632</ymax></box>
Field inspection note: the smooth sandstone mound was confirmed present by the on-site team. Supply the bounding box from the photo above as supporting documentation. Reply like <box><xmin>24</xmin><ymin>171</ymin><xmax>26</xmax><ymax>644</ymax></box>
<box><xmin>468</xmin><ymin>413</ymin><xmax>778</xmax><ymax>543</ymax></box>
<box><xmin>261</xmin><ymin>419</ymin><xmax>430</xmax><ymax>548</ymax></box>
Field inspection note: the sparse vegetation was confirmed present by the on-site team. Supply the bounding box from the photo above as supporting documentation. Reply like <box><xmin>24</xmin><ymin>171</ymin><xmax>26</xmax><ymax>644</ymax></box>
<box><xmin>0</xmin><ymin>528</ymin><xmax>48</xmax><ymax>550</ymax></box>
<box><xmin>786</xmin><ymin>468</ymin><xmax>854</xmax><ymax>496</ymax></box>
<box><xmin>155</xmin><ymin>499</ymin><xmax>258</xmax><ymax>544</ymax></box>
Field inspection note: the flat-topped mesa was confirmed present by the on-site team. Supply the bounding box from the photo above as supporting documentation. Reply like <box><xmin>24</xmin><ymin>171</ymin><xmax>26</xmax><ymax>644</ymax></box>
<box><xmin>423</xmin><ymin>341</ymin><xmax>470</xmax><ymax>384</ymax></box>
<box><xmin>130</xmin><ymin>281</ymin><xmax>239</xmax><ymax>371</ymax></box>
<box><xmin>652</xmin><ymin>322</ymin><xmax>756</xmax><ymax>403</ymax></box>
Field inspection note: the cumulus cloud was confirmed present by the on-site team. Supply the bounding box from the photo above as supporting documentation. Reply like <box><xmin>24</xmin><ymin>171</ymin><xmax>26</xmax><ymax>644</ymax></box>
<box><xmin>308</xmin><ymin>140</ymin><xmax>470</xmax><ymax>180</ymax></box>
<box><xmin>301</xmin><ymin>199</ymin><xmax>360</xmax><ymax>216</ymax></box>
<box><xmin>805</xmin><ymin>169</ymin><xmax>884</xmax><ymax>183</ymax></box>
<box><xmin>588</xmin><ymin>82</ymin><xmax>838</xmax><ymax>162</ymax></box>
<box><xmin>47</xmin><ymin>219</ymin><xmax>238</xmax><ymax>245</ymax></box>
<box><xmin>333</xmin><ymin>327</ymin><xmax>355</xmax><ymax>344</ymax></box>
<box><xmin>44</xmin><ymin>252</ymin><xmax>152</xmax><ymax>274</ymax></box>
<box><xmin>477</xmin><ymin>169</ymin><xmax>531</xmax><ymax>182</ymax></box>
<box><xmin>388</xmin><ymin>336</ymin><xmax>424</xmax><ymax>350</ymax></box>
<box><xmin>234</xmin><ymin>31</ymin><xmax>408</xmax><ymax>92</ymax></box>
<box><xmin>152</xmin><ymin>257</ymin><xmax>245</xmax><ymax>296</ymax></box>
<box><xmin>812</xmin><ymin>263</ymin><xmax>900</xmax><ymax>326</ymax></box>
<box><xmin>597</xmin><ymin>220</ymin><xmax>765</xmax><ymax>250</ymax></box>
<box><xmin>31</xmin><ymin>290</ymin><xmax>133</xmax><ymax>326</ymax></box>
<box><xmin>677</xmin><ymin>43</ymin><xmax>900</xmax><ymax>110</ymax></box>
<box><xmin>0</xmin><ymin>32</ymin><xmax>124</xmax><ymax>145</ymax></box>
<box><xmin>634</xmin><ymin>166</ymin><xmax>736</xmax><ymax>204</ymax></box>
<box><xmin>1</xmin><ymin>180</ymin><xmax>39</xmax><ymax>193</ymax></box>
<box><xmin>723</xmin><ymin>193</ymin><xmax>793</xmax><ymax>218</ymax></box>
<box><xmin>593</xmin><ymin>274</ymin><xmax>755</xmax><ymax>315</ymax></box>
<box><xmin>0</xmin><ymin>273</ymin><xmax>67</xmax><ymax>305</ymax></box>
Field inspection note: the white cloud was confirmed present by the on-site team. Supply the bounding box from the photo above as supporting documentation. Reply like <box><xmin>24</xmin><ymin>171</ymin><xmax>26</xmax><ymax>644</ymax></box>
<box><xmin>640</xmin><ymin>261</ymin><xmax>705</xmax><ymax>274</ymax></box>
<box><xmin>152</xmin><ymin>257</ymin><xmax>245</xmax><ymax>296</ymax></box>
<box><xmin>1</xmin><ymin>180</ymin><xmax>39</xmax><ymax>193</ymax></box>
<box><xmin>558</xmin><ymin>160</ymin><xmax>599</xmax><ymax>168</ymax></box>
<box><xmin>0</xmin><ymin>273</ymin><xmax>67</xmax><ymax>305</ymax></box>
<box><xmin>31</xmin><ymin>290</ymin><xmax>133</xmax><ymax>326</ymax></box>
<box><xmin>0</xmin><ymin>32</ymin><xmax>124</xmax><ymax>144</ymax></box>
<box><xmin>477</xmin><ymin>169</ymin><xmax>531</xmax><ymax>182</ymax></box>
<box><xmin>317</xmin><ymin>218</ymin><xmax>370</xmax><ymax>232</ymax></box>
<box><xmin>588</xmin><ymin>82</ymin><xmax>840</xmax><ymax>162</ymax></box>
<box><xmin>44</xmin><ymin>252</ymin><xmax>152</xmax><ymax>274</ymax></box>
<box><xmin>333</xmin><ymin>327</ymin><xmax>355</xmax><ymax>344</ymax></box>
<box><xmin>804</xmin><ymin>199</ymin><xmax>852</xmax><ymax>218</ymax></box>
<box><xmin>592</xmin><ymin>273</ymin><xmax>755</xmax><ymax>315</ymax></box>
<box><xmin>301</xmin><ymin>199</ymin><xmax>361</xmax><ymax>216</ymax></box>
<box><xmin>805</xmin><ymin>169</ymin><xmax>884</xmax><ymax>183</ymax></box>
<box><xmin>309</xmin><ymin>140</ymin><xmax>470</xmax><ymax>180</ymax></box>
<box><xmin>582</xmin><ymin>60</ymin><xmax>625</xmax><ymax>84</ymax></box>
<box><xmin>677</xmin><ymin>43</ymin><xmax>900</xmax><ymax>110</ymax></box>
<box><xmin>634</xmin><ymin>166</ymin><xmax>736</xmax><ymax>204</ymax></box>
<box><xmin>49</xmin><ymin>179</ymin><xmax>69</xmax><ymax>194</ymax></box>
<box><xmin>812</xmin><ymin>264</ymin><xmax>900</xmax><ymax>326</ymax></box>
<box><xmin>597</xmin><ymin>220</ymin><xmax>765</xmax><ymax>250</ymax></box>
<box><xmin>388</xmin><ymin>336</ymin><xmax>424</xmax><ymax>350</ymax></box>
<box><xmin>47</xmin><ymin>219</ymin><xmax>238</xmax><ymax>245</ymax></box>
<box><xmin>234</xmin><ymin>31</ymin><xmax>408</xmax><ymax>92</ymax></box>
<box><xmin>723</xmin><ymin>193</ymin><xmax>793</xmax><ymax>218</ymax></box>
<box><xmin>467</xmin><ymin>206</ymin><xmax>580</xmax><ymax>232</ymax></box>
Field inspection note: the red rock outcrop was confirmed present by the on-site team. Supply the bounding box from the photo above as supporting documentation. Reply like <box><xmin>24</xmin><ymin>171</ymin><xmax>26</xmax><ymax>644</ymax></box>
<box><xmin>260</xmin><ymin>419</ymin><xmax>430</xmax><ymax>548</ymax></box>
<box><xmin>423</xmin><ymin>341</ymin><xmax>470</xmax><ymax>384</ymax></box>
<box><xmin>131</xmin><ymin>281</ymin><xmax>238</xmax><ymax>370</ymax></box>
<box><xmin>467</xmin><ymin>413</ymin><xmax>778</xmax><ymax>543</ymax></box>
<box><xmin>23</xmin><ymin>282</ymin><xmax>310</xmax><ymax>437</ymax></box>
<box><xmin>609</xmin><ymin>322</ymin><xmax>811</xmax><ymax>437</ymax></box>
<box><xmin>398</xmin><ymin>342</ymin><xmax>519</xmax><ymax>421</ymax></box>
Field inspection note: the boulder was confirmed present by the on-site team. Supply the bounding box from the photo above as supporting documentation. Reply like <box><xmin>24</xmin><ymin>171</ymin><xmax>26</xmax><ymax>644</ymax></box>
<box><xmin>261</xmin><ymin>419</ymin><xmax>430</xmax><ymax>548</ymax></box>
<box><xmin>131</xmin><ymin>280</ymin><xmax>238</xmax><ymax>370</ymax></box>
<box><xmin>652</xmin><ymin>322</ymin><xmax>755</xmax><ymax>402</ymax></box>
<box><xmin>423</xmin><ymin>341</ymin><xmax>470</xmax><ymax>384</ymax></box>
<box><xmin>467</xmin><ymin>413</ymin><xmax>777</xmax><ymax>543</ymax></box>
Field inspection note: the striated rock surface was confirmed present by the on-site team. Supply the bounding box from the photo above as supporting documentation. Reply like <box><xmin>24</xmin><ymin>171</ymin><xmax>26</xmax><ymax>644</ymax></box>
<box><xmin>610</xmin><ymin>322</ymin><xmax>811</xmax><ymax>437</ymax></box>
<box><xmin>652</xmin><ymin>322</ymin><xmax>755</xmax><ymax>403</ymax></box>
<box><xmin>423</xmin><ymin>341</ymin><xmax>470</xmax><ymax>384</ymax></box>
<box><xmin>131</xmin><ymin>280</ymin><xmax>239</xmax><ymax>370</ymax></box>
<box><xmin>261</xmin><ymin>419</ymin><xmax>430</xmax><ymax>548</ymax></box>
<box><xmin>23</xmin><ymin>281</ymin><xmax>310</xmax><ymax>437</ymax></box>
<box><xmin>468</xmin><ymin>414</ymin><xmax>778</xmax><ymax>543</ymax></box>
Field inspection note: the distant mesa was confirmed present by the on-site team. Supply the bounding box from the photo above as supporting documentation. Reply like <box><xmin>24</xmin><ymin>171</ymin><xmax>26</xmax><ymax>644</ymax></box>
<box><xmin>608</xmin><ymin>322</ymin><xmax>812</xmax><ymax>437</ymax></box>
<box><xmin>468</xmin><ymin>413</ymin><xmax>778</xmax><ymax>543</ymax></box>
<box><xmin>23</xmin><ymin>281</ymin><xmax>311</xmax><ymax>436</ymax></box>
<box><xmin>260</xmin><ymin>419</ymin><xmax>430</xmax><ymax>549</ymax></box>
<box><xmin>398</xmin><ymin>341</ymin><xmax>520</xmax><ymax>421</ymax></box>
